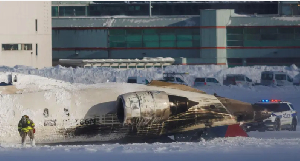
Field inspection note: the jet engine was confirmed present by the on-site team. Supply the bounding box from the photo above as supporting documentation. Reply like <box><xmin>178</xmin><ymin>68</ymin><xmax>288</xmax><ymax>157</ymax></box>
<box><xmin>117</xmin><ymin>91</ymin><xmax>171</xmax><ymax>125</ymax></box>
<box><xmin>116</xmin><ymin>91</ymin><xmax>199</xmax><ymax>126</ymax></box>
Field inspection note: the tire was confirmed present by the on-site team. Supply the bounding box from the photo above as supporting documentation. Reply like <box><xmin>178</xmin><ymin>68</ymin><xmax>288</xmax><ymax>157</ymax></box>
<box><xmin>290</xmin><ymin>119</ymin><xmax>297</xmax><ymax>131</ymax></box>
<box><xmin>273</xmin><ymin>119</ymin><xmax>281</xmax><ymax>131</ymax></box>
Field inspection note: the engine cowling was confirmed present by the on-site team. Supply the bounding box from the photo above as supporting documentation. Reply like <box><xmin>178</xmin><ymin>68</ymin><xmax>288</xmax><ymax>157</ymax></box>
<box><xmin>116</xmin><ymin>91</ymin><xmax>171</xmax><ymax>125</ymax></box>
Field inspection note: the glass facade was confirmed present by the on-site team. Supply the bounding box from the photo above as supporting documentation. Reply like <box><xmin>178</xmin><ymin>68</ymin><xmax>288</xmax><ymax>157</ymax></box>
<box><xmin>227</xmin><ymin>58</ymin><xmax>300</xmax><ymax>67</ymax></box>
<box><xmin>279</xmin><ymin>2</ymin><xmax>300</xmax><ymax>16</ymax></box>
<box><xmin>108</xmin><ymin>28</ymin><xmax>200</xmax><ymax>48</ymax></box>
<box><xmin>52</xmin><ymin>6</ymin><xmax>58</xmax><ymax>17</ymax></box>
<box><xmin>51</xmin><ymin>2</ymin><xmax>277</xmax><ymax>17</ymax></box>
<box><xmin>59</xmin><ymin>6</ymin><xmax>86</xmax><ymax>16</ymax></box>
<box><xmin>227</xmin><ymin>27</ymin><xmax>300</xmax><ymax>47</ymax></box>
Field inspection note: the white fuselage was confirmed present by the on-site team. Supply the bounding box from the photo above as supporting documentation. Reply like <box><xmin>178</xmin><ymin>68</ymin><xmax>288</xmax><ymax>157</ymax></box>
<box><xmin>0</xmin><ymin>83</ymin><xmax>234</xmax><ymax>144</ymax></box>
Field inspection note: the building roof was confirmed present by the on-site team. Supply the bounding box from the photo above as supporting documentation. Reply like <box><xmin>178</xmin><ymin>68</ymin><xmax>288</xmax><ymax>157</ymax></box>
<box><xmin>52</xmin><ymin>1</ymin><xmax>92</xmax><ymax>5</ymax></box>
<box><xmin>52</xmin><ymin>1</ymin><xmax>275</xmax><ymax>5</ymax></box>
<box><xmin>52</xmin><ymin>16</ymin><xmax>200</xmax><ymax>28</ymax></box>
<box><xmin>228</xmin><ymin>15</ymin><xmax>300</xmax><ymax>26</ymax></box>
<box><xmin>52</xmin><ymin>10</ymin><xmax>300</xmax><ymax>28</ymax></box>
<box><xmin>59</xmin><ymin>57</ymin><xmax>175</xmax><ymax>68</ymax></box>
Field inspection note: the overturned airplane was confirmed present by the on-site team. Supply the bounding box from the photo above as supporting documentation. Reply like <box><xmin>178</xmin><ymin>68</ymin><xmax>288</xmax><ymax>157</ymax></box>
<box><xmin>0</xmin><ymin>80</ymin><xmax>271</xmax><ymax>144</ymax></box>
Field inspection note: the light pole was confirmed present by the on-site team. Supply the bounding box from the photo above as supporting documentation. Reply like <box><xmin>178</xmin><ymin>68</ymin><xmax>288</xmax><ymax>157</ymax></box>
<box><xmin>149</xmin><ymin>1</ymin><xmax>152</xmax><ymax>17</ymax></box>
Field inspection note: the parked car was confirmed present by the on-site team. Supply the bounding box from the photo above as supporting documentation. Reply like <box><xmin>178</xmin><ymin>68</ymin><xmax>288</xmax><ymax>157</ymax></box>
<box><xmin>260</xmin><ymin>71</ymin><xmax>293</xmax><ymax>86</ymax></box>
<box><xmin>223</xmin><ymin>74</ymin><xmax>253</xmax><ymax>86</ymax></box>
<box><xmin>194</xmin><ymin>77</ymin><xmax>221</xmax><ymax>86</ymax></box>
<box><xmin>158</xmin><ymin>72</ymin><xmax>188</xmax><ymax>86</ymax></box>
<box><xmin>127</xmin><ymin>77</ymin><xmax>149</xmax><ymax>85</ymax></box>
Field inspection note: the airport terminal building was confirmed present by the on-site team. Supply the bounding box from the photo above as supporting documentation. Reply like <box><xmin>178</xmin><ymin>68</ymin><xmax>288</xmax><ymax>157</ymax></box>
<box><xmin>0</xmin><ymin>1</ymin><xmax>52</xmax><ymax>68</ymax></box>
<box><xmin>52</xmin><ymin>1</ymin><xmax>300</xmax><ymax>67</ymax></box>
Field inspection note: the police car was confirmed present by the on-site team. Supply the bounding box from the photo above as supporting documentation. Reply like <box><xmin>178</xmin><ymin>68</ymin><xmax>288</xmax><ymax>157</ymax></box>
<box><xmin>243</xmin><ymin>99</ymin><xmax>297</xmax><ymax>132</ymax></box>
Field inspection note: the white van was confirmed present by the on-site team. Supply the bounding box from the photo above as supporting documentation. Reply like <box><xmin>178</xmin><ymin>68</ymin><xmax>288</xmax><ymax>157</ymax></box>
<box><xmin>194</xmin><ymin>77</ymin><xmax>221</xmax><ymax>86</ymax></box>
<box><xmin>127</xmin><ymin>77</ymin><xmax>149</xmax><ymax>85</ymax></box>
<box><xmin>260</xmin><ymin>71</ymin><xmax>293</xmax><ymax>86</ymax></box>
<box><xmin>223</xmin><ymin>74</ymin><xmax>253</xmax><ymax>86</ymax></box>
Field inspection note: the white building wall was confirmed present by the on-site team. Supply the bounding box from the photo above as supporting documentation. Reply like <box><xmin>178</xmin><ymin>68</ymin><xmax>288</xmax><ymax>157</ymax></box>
<box><xmin>0</xmin><ymin>1</ymin><xmax>51</xmax><ymax>68</ymax></box>
<box><xmin>200</xmin><ymin>9</ymin><xmax>233</xmax><ymax>65</ymax></box>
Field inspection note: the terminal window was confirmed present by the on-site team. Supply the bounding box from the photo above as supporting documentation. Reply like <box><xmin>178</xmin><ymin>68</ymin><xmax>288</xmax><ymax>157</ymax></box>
<box><xmin>2</xmin><ymin>44</ymin><xmax>32</xmax><ymax>51</ymax></box>
<box><xmin>227</xmin><ymin>27</ymin><xmax>300</xmax><ymax>47</ymax></box>
<box><xmin>109</xmin><ymin>28</ymin><xmax>200</xmax><ymax>48</ymax></box>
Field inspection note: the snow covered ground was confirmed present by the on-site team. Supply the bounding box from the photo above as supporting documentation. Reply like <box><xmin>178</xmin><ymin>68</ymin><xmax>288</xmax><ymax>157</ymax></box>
<box><xmin>0</xmin><ymin>64</ymin><xmax>300</xmax><ymax>160</ymax></box>
<box><xmin>1</xmin><ymin>137</ymin><xmax>300</xmax><ymax>161</ymax></box>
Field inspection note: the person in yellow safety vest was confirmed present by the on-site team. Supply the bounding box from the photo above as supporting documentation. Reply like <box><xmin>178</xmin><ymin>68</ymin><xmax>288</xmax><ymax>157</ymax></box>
<box><xmin>18</xmin><ymin>115</ymin><xmax>35</xmax><ymax>147</ymax></box>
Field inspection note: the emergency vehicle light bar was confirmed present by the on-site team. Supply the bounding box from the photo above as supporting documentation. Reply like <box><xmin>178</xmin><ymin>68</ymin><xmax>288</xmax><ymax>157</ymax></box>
<box><xmin>260</xmin><ymin>99</ymin><xmax>281</xmax><ymax>102</ymax></box>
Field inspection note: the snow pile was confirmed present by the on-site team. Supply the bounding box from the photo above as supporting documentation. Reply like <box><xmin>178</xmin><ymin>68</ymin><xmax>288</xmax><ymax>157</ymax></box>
<box><xmin>0</xmin><ymin>64</ymin><xmax>299</xmax><ymax>86</ymax></box>
<box><xmin>1</xmin><ymin>138</ymin><xmax>300</xmax><ymax>161</ymax></box>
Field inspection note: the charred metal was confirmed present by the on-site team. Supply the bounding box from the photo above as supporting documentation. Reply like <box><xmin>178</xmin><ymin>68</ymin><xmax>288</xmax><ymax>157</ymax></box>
<box><xmin>55</xmin><ymin>81</ymin><xmax>272</xmax><ymax>142</ymax></box>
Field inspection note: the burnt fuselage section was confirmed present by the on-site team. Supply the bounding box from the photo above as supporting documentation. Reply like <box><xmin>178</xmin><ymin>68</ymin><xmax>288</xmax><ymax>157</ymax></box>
<box><xmin>61</xmin><ymin>90</ymin><xmax>234</xmax><ymax>140</ymax></box>
<box><xmin>57</xmin><ymin>82</ymin><xmax>271</xmax><ymax>142</ymax></box>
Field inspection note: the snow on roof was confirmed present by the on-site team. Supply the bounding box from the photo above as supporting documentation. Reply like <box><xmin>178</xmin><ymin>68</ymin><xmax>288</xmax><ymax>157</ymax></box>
<box><xmin>60</xmin><ymin>57</ymin><xmax>175</xmax><ymax>64</ymax></box>
<box><xmin>228</xmin><ymin>15</ymin><xmax>300</xmax><ymax>26</ymax></box>
<box><xmin>53</xmin><ymin>16</ymin><xmax>200</xmax><ymax>28</ymax></box>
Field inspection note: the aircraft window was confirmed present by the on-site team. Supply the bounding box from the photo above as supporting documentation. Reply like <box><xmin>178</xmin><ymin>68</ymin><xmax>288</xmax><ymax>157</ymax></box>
<box><xmin>64</xmin><ymin>108</ymin><xmax>70</xmax><ymax>116</ymax></box>
<box><xmin>43</xmin><ymin>108</ymin><xmax>49</xmax><ymax>117</ymax></box>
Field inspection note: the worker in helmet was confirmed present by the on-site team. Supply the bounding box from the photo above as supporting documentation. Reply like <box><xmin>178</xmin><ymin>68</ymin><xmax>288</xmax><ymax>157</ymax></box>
<box><xmin>18</xmin><ymin>115</ymin><xmax>35</xmax><ymax>146</ymax></box>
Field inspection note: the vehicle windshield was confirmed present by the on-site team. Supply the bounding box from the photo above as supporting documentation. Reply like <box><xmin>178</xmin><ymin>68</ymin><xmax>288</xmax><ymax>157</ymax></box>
<box><xmin>127</xmin><ymin>79</ymin><xmax>137</xmax><ymax>83</ymax></box>
<box><xmin>235</xmin><ymin>75</ymin><xmax>244</xmax><ymax>81</ymax></box>
<box><xmin>261</xmin><ymin>73</ymin><xmax>273</xmax><ymax>80</ymax></box>
<box><xmin>176</xmin><ymin>77</ymin><xmax>184</xmax><ymax>83</ymax></box>
<box><xmin>275</xmin><ymin>74</ymin><xmax>286</xmax><ymax>80</ymax></box>
<box><xmin>289</xmin><ymin>104</ymin><xmax>295</xmax><ymax>110</ymax></box>
<box><xmin>254</xmin><ymin>103</ymin><xmax>280</xmax><ymax>112</ymax></box>
<box><xmin>226</xmin><ymin>76</ymin><xmax>235</xmax><ymax>81</ymax></box>
<box><xmin>246</xmin><ymin>77</ymin><xmax>252</xmax><ymax>82</ymax></box>
<box><xmin>163</xmin><ymin>77</ymin><xmax>175</xmax><ymax>82</ymax></box>
<box><xmin>195</xmin><ymin>78</ymin><xmax>205</xmax><ymax>82</ymax></box>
